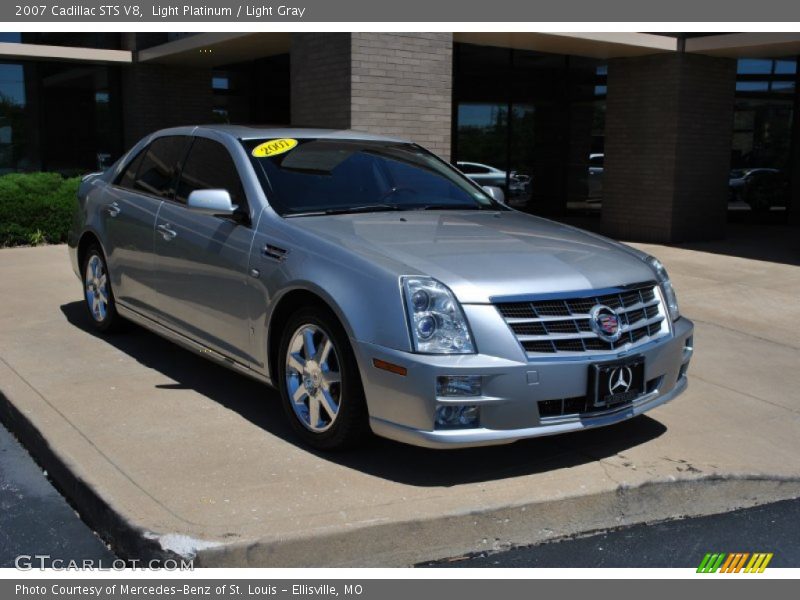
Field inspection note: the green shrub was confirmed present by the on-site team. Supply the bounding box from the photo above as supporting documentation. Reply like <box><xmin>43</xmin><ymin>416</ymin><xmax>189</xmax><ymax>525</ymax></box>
<box><xmin>0</xmin><ymin>172</ymin><xmax>81</xmax><ymax>247</ymax></box>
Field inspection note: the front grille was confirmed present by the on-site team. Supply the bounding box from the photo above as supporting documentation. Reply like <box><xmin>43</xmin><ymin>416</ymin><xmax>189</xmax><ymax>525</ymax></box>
<box><xmin>495</xmin><ymin>283</ymin><xmax>668</xmax><ymax>355</ymax></box>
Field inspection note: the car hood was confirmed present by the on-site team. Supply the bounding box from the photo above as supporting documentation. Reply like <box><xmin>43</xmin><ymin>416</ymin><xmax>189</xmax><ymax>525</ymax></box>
<box><xmin>289</xmin><ymin>210</ymin><xmax>656</xmax><ymax>303</ymax></box>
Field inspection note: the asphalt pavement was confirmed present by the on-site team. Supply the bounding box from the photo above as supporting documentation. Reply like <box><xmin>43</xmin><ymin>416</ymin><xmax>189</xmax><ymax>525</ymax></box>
<box><xmin>426</xmin><ymin>498</ymin><xmax>800</xmax><ymax>568</ymax></box>
<box><xmin>0</xmin><ymin>422</ymin><xmax>114</xmax><ymax>568</ymax></box>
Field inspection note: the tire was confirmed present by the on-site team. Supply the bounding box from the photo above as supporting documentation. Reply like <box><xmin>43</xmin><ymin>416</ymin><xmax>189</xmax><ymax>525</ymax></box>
<box><xmin>81</xmin><ymin>244</ymin><xmax>124</xmax><ymax>333</ymax></box>
<box><xmin>277</xmin><ymin>306</ymin><xmax>370</xmax><ymax>450</ymax></box>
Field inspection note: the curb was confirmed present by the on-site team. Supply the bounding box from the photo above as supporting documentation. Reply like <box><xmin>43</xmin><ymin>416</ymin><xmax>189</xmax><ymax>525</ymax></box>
<box><xmin>0</xmin><ymin>388</ymin><xmax>183</xmax><ymax>566</ymax></box>
<box><xmin>2</xmin><ymin>380</ymin><xmax>800</xmax><ymax>567</ymax></box>
<box><xmin>194</xmin><ymin>476</ymin><xmax>800</xmax><ymax>567</ymax></box>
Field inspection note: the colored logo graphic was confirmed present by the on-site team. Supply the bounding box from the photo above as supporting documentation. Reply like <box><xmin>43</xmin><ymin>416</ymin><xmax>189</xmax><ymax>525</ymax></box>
<box><xmin>589</xmin><ymin>304</ymin><xmax>622</xmax><ymax>342</ymax></box>
<box><xmin>697</xmin><ymin>552</ymin><xmax>773</xmax><ymax>573</ymax></box>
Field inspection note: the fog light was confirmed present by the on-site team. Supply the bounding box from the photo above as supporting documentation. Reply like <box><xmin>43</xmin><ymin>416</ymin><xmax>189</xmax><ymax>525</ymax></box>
<box><xmin>435</xmin><ymin>405</ymin><xmax>480</xmax><ymax>429</ymax></box>
<box><xmin>436</xmin><ymin>375</ymin><xmax>482</xmax><ymax>397</ymax></box>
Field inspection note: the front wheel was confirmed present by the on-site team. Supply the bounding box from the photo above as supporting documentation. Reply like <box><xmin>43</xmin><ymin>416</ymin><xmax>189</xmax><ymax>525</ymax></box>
<box><xmin>82</xmin><ymin>244</ymin><xmax>124</xmax><ymax>332</ymax></box>
<box><xmin>277</xmin><ymin>307</ymin><xmax>370</xmax><ymax>450</ymax></box>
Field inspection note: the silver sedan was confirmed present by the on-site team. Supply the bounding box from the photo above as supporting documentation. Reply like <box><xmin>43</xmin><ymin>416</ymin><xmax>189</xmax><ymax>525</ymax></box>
<box><xmin>68</xmin><ymin>126</ymin><xmax>693</xmax><ymax>450</ymax></box>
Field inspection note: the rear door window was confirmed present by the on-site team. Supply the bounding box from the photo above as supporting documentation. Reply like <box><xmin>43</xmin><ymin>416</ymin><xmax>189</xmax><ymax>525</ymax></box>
<box><xmin>133</xmin><ymin>136</ymin><xmax>190</xmax><ymax>199</ymax></box>
<box><xmin>115</xmin><ymin>149</ymin><xmax>146</xmax><ymax>190</ymax></box>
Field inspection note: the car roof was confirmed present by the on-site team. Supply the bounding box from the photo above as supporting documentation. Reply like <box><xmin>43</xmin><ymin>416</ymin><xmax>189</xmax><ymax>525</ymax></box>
<box><xmin>154</xmin><ymin>124</ymin><xmax>411</xmax><ymax>144</ymax></box>
<box><xmin>457</xmin><ymin>161</ymin><xmax>496</xmax><ymax>168</ymax></box>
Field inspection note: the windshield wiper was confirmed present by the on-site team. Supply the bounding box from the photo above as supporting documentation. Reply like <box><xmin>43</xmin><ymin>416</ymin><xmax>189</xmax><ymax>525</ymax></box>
<box><xmin>285</xmin><ymin>204</ymin><xmax>405</xmax><ymax>217</ymax></box>
<box><xmin>416</xmin><ymin>204</ymin><xmax>487</xmax><ymax>211</ymax></box>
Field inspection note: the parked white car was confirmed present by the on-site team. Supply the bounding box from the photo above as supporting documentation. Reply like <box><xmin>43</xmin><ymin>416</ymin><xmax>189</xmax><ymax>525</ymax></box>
<box><xmin>456</xmin><ymin>161</ymin><xmax>508</xmax><ymax>189</ymax></box>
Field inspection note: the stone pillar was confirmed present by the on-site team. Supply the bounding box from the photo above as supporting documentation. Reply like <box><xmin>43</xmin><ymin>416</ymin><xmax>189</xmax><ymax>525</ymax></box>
<box><xmin>788</xmin><ymin>61</ymin><xmax>800</xmax><ymax>227</ymax></box>
<box><xmin>602</xmin><ymin>53</ymin><xmax>737</xmax><ymax>242</ymax></box>
<box><xmin>290</xmin><ymin>33</ymin><xmax>453</xmax><ymax>160</ymax></box>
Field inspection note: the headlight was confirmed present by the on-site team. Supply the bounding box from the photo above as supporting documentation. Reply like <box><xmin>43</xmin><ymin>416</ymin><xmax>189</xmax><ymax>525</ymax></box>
<box><xmin>646</xmin><ymin>256</ymin><xmax>680</xmax><ymax>321</ymax></box>
<box><xmin>402</xmin><ymin>276</ymin><xmax>475</xmax><ymax>354</ymax></box>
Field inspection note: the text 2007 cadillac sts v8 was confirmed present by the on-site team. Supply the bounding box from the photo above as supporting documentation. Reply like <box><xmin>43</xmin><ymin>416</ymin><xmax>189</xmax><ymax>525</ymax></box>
<box><xmin>68</xmin><ymin>126</ymin><xmax>693</xmax><ymax>450</ymax></box>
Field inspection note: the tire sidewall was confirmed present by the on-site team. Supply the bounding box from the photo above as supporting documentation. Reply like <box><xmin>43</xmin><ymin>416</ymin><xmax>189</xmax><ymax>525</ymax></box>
<box><xmin>277</xmin><ymin>307</ymin><xmax>368</xmax><ymax>450</ymax></box>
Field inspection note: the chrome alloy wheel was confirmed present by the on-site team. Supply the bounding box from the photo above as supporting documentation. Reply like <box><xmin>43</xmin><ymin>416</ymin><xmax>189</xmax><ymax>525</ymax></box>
<box><xmin>84</xmin><ymin>254</ymin><xmax>109</xmax><ymax>322</ymax></box>
<box><xmin>285</xmin><ymin>324</ymin><xmax>343</xmax><ymax>432</ymax></box>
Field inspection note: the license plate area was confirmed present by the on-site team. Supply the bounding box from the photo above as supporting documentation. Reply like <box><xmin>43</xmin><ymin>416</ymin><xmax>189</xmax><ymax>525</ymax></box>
<box><xmin>590</xmin><ymin>357</ymin><xmax>645</xmax><ymax>409</ymax></box>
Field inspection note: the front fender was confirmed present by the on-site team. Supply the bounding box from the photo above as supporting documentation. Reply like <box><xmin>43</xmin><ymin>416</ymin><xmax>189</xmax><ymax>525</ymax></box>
<box><xmin>251</xmin><ymin>221</ymin><xmax>415</xmax><ymax>380</ymax></box>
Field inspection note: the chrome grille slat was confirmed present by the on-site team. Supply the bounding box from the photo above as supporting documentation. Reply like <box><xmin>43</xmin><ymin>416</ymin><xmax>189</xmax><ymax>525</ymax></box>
<box><xmin>516</xmin><ymin>331</ymin><xmax>603</xmax><ymax>342</ymax></box>
<box><xmin>495</xmin><ymin>283</ymin><xmax>669</xmax><ymax>355</ymax></box>
<box><xmin>504</xmin><ymin>298</ymin><xmax>660</xmax><ymax>324</ymax></box>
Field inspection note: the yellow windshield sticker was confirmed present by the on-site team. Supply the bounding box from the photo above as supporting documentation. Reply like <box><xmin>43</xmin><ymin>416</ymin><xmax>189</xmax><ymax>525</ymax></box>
<box><xmin>251</xmin><ymin>138</ymin><xmax>298</xmax><ymax>158</ymax></box>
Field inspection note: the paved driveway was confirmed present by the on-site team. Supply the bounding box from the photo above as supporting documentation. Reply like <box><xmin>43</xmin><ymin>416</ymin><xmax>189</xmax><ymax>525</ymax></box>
<box><xmin>0</xmin><ymin>227</ymin><xmax>798</xmax><ymax>566</ymax></box>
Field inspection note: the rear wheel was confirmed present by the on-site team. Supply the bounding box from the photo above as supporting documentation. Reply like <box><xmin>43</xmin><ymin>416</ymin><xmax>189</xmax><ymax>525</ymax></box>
<box><xmin>82</xmin><ymin>245</ymin><xmax>124</xmax><ymax>332</ymax></box>
<box><xmin>277</xmin><ymin>307</ymin><xmax>370</xmax><ymax>450</ymax></box>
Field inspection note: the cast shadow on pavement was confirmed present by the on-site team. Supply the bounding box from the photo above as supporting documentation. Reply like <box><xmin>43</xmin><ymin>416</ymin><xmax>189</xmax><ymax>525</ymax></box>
<box><xmin>61</xmin><ymin>301</ymin><xmax>667</xmax><ymax>487</ymax></box>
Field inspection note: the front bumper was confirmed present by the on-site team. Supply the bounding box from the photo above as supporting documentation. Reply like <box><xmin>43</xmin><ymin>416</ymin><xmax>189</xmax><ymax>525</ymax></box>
<box><xmin>355</xmin><ymin>317</ymin><xmax>694</xmax><ymax>449</ymax></box>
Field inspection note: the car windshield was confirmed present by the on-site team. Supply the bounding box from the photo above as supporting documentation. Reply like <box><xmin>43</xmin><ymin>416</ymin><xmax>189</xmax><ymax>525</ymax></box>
<box><xmin>244</xmin><ymin>138</ymin><xmax>502</xmax><ymax>216</ymax></box>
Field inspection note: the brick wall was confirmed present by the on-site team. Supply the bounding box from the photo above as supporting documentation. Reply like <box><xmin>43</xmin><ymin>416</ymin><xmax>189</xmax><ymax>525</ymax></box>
<box><xmin>603</xmin><ymin>53</ymin><xmax>736</xmax><ymax>242</ymax></box>
<box><xmin>120</xmin><ymin>64</ymin><xmax>213</xmax><ymax>149</ymax></box>
<box><xmin>350</xmin><ymin>33</ymin><xmax>452</xmax><ymax>160</ymax></box>
<box><xmin>290</xmin><ymin>33</ymin><xmax>453</xmax><ymax>160</ymax></box>
<box><xmin>290</xmin><ymin>33</ymin><xmax>352</xmax><ymax>131</ymax></box>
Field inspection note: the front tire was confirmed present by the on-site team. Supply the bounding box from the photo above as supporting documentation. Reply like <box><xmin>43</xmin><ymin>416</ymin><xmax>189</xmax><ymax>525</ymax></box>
<box><xmin>277</xmin><ymin>307</ymin><xmax>370</xmax><ymax>450</ymax></box>
<box><xmin>82</xmin><ymin>244</ymin><xmax>123</xmax><ymax>333</ymax></box>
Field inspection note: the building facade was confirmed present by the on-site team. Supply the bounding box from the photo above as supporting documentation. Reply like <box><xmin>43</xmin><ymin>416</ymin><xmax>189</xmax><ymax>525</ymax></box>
<box><xmin>1</xmin><ymin>32</ymin><xmax>798</xmax><ymax>241</ymax></box>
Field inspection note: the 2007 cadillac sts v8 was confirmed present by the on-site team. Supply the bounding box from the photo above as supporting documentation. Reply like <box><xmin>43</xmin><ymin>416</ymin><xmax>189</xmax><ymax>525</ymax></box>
<box><xmin>68</xmin><ymin>126</ymin><xmax>693</xmax><ymax>450</ymax></box>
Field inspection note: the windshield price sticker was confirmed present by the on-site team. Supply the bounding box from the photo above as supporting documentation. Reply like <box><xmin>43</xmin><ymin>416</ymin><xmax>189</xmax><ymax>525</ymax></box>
<box><xmin>252</xmin><ymin>138</ymin><xmax>299</xmax><ymax>158</ymax></box>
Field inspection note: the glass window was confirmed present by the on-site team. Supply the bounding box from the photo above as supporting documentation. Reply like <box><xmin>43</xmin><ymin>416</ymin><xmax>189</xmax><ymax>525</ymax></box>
<box><xmin>737</xmin><ymin>58</ymin><xmax>773</xmax><ymax>75</ymax></box>
<box><xmin>774</xmin><ymin>59</ymin><xmax>797</xmax><ymax>75</ymax></box>
<box><xmin>212</xmin><ymin>76</ymin><xmax>229</xmax><ymax>90</ymax></box>
<box><xmin>133</xmin><ymin>136</ymin><xmax>189</xmax><ymax>199</ymax></box>
<box><xmin>737</xmin><ymin>81</ymin><xmax>770</xmax><ymax>92</ymax></box>
<box><xmin>453</xmin><ymin>44</ymin><xmax>607</xmax><ymax>215</ymax></box>
<box><xmin>176</xmin><ymin>137</ymin><xmax>246</xmax><ymax>209</ymax></box>
<box><xmin>246</xmin><ymin>139</ymin><xmax>498</xmax><ymax>216</ymax></box>
<box><xmin>771</xmin><ymin>80</ymin><xmax>796</xmax><ymax>93</ymax></box>
<box><xmin>0</xmin><ymin>63</ymin><xmax>26</xmax><ymax>174</ymax></box>
<box><xmin>456</xmin><ymin>103</ymin><xmax>509</xmax><ymax>176</ymax></box>
<box><xmin>115</xmin><ymin>149</ymin><xmax>146</xmax><ymax>190</ymax></box>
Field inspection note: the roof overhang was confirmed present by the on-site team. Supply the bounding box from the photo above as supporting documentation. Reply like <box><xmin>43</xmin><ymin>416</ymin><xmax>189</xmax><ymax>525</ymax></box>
<box><xmin>685</xmin><ymin>33</ymin><xmax>800</xmax><ymax>57</ymax></box>
<box><xmin>453</xmin><ymin>32</ymin><xmax>677</xmax><ymax>58</ymax></box>
<box><xmin>0</xmin><ymin>42</ymin><xmax>131</xmax><ymax>64</ymax></box>
<box><xmin>137</xmin><ymin>32</ymin><xmax>290</xmax><ymax>66</ymax></box>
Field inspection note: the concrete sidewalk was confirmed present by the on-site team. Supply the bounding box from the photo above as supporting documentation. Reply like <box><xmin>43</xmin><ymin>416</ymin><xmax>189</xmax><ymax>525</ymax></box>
<box><xmin>0</xmin><ymin>235</ymin><xmax>799</xmax><ymax>566</ymax></box>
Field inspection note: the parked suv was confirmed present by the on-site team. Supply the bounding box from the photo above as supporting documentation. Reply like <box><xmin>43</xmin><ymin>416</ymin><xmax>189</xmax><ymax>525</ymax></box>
<box><xmin>69</xmin><ymin>126</ymin><xmax>693</xmax><ymax>450</ymax></box>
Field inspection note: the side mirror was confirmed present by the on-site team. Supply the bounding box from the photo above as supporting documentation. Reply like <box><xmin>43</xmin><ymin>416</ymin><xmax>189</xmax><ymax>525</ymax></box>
<box><xmin>482</xmin><ymin>185</ymin><xmax>506</xmax><ymax>205</ymax></box>
<box><xmin>186</xmin><ymin>189</ymin><xmax>238</xmax><ymax>217</ymax></box>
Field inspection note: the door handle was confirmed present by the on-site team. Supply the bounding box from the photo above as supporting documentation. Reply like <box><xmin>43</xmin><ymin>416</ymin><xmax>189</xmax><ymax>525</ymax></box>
<box><xmin>156</xmin><ymin>223</ymin><xmax>177</xmax><ymax>241</ymax></box>
<box><xmin>105</xmin><ymin>202</ymin><xmax>121</xmax><ymax>218</ymax></box>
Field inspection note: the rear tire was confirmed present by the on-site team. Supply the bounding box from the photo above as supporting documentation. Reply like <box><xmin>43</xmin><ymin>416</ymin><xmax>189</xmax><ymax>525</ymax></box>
<box><xmin>82</xmin><ymin>244</ymin><xmax>124</xmax><ymax>333</ymax></box>
<box><xmin>277</xmin><ymin>306</ymin><xmax>370</xmax><ymax>450</ymax></box>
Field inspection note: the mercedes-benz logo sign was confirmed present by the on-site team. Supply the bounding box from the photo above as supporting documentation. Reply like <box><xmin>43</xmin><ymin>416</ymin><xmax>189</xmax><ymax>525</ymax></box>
<box><xmin>608</xmin><ymin>366</ymin><xmax>633</xmax><ymax>395</ymax></box>
<box><xmin>589</xmin><ymin>304</ymin><xmax>623</xmax><ymax>342</ymax></box>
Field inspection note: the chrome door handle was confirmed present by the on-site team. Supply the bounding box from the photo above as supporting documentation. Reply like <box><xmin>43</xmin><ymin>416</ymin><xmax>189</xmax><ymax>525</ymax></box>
<box><xmin>105</xmin><ymin>202</ymin><xmax>121</xmax><ymax>218</ymax></box>
<box><xmin>156</xmin><ymin>223</ymin><xmax>177</xmax><ymax>241</ymax></box>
